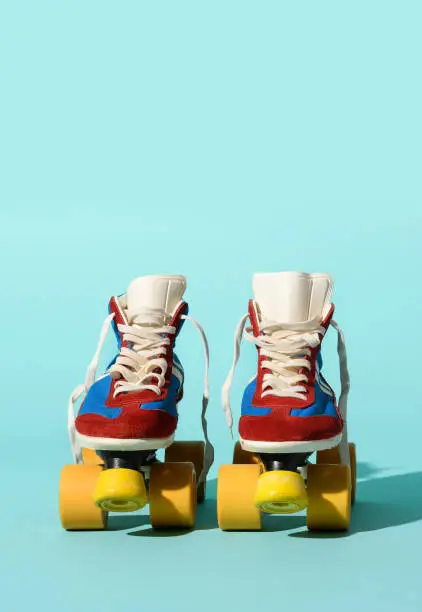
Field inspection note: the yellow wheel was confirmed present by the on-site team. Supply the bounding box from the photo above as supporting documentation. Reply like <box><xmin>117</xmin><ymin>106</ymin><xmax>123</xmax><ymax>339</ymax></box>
<box><xmin>81</xmin><ymin>448</ymin><xmax>103</xmax><ymax>466</ymax></box>
<box><xmin>316</xmin><ymin>442</ymin><xmax>357</xmax><ymax>503</ymax></box>
<box><xmin>316</xmin><ymin>445</ymin><xmax>341</xmax><ymax>465</ymax></box>
<box><xmin>93</xmin><ymin>468</ymin><xmax>147</xmax><ymax>513</ymax></box>
<box><xmin>59</xmin><ymin>464</ymin><xmax>107</xmax><ymax>530</ymax></box>
<box><xmin>349</xmin><ymin>443</ymin><xmax>357</xmax><ymax>504</ymax></box>
<box><xmin>217</xmin><ymin>464</ymin><xmax>262</xmax><ymax>531</ymax></box>
<box><xmin>254</xmin><ymin>470</ymin><xmax>307</xmax><ymax>514</ymax></box>
<box><xmin>307</xmin><ymin>463</ymin><xmax>351</xmax><ymax>531</ymax></box>
<box><xmin>233</xmin><ymin>441</ymin><xmax>260</xmax><ymax>465</ymax></box>
<box><xmin>149</xmin><ymin>462</ymin><xmax>196</xmax><ymax>529</ymax></box>
<box><xmin>165</xmin><ymin>441</ymin><xmax>206</xmax><ymax>503</ymax></box>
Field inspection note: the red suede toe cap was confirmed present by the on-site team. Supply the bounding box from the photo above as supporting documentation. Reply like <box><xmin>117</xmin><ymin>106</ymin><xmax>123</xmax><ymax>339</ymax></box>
<box><xmin>76</xmin><ymin>410</ymin><xmax>177</xmax><ymax>440</ymax></box>
<box><xmin>239</xmin><ymin>412</ymin><xmax>342</xmax><ymax>443</ymax></box>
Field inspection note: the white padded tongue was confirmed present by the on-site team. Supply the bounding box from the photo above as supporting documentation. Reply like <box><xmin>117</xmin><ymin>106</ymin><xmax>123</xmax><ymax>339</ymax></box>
<box><xmin>126</xmin><ymin>275</ymin><xmax>186</xmax><ymax>324</ymax></box>
<box><xmin>253</xmin><ymin>272</ymin><xmax>333</xmax><ymax>324</ymax></box>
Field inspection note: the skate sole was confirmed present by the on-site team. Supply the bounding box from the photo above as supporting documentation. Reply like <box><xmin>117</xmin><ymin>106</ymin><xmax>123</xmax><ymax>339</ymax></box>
<box><xmin>76</xmin><ymin>432</ymin><xmax>175</xmax><ymax>451</ymax></box>
<box><xmin>239</xmin><ymin>433</ymin><xmax>342</xmax><ymax>454</ymax></box>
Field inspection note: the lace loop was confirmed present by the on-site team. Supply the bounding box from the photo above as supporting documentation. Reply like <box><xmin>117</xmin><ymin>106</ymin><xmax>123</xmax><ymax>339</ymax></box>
<box><xmin>246</xmin><ymin>317</ymin><xmax>325</xmax><ymax>399</ymax></box>
<box><xmin>110</xmin><ymin>317</ymin><xmax>177</xmax><ymax>396</ymax></box>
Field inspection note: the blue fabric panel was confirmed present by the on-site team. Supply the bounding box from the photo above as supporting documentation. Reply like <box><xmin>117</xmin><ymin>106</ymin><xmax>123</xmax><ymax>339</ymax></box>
<box><xmin>140</xmin><ymin>375</ymin><xmax>181</xmax><ymax>417</ymax></box>
<box><xmin>78</xmin><ymin>375</ymin><xmax>122</xmax><ymax>419</ymax></box>
<box><xmin>241</xmin><ymin>378</ymin><xmax>272</xmax><ymax>417</ymax></box>
<box><xmin>291</xmin><ymin>380</ymin><xmax>338</xmax><ymax>417</ymax></box>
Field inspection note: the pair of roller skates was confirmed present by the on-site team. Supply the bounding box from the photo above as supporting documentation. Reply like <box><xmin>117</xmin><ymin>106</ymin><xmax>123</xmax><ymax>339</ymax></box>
<box><xmin>60</xmin><ymin>271</ymin><xmax>354</xmax><ymax>533</ymax></box>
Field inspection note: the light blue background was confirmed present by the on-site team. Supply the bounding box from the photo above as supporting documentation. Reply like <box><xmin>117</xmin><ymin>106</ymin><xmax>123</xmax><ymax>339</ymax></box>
<box><xmin>1</xmin><ymin>1</ymin><xmax>422</xmax><ymax>610</ymax></box>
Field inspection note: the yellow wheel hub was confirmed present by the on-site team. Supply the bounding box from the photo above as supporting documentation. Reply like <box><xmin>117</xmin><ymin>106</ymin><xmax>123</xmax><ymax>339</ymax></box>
<box><xmin>254</xmin><ymin>470</ymin><xmax>308</xmax><ymax>514</ymax></box>
<box><xmin>93</xmin><ymin>468</ymin><xmax>147</xmax><ymax>513</ymax></box>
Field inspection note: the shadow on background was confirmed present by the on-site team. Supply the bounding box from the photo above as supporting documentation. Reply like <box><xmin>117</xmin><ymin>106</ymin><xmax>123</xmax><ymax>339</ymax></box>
<box><xmin>108</xmin><ymin>514</ymin><xmax>151</xmax><ymax>531</ymax></box>
<box><xmin>127</xmin><ymin>479</ymin><xmax>219</xmax><ymax>537</ymax></box>
<box><xmin>254</xmin><ymin>462</ymin><xmax>422</xmax><ymax>536</ymax></box>
<box><xmin>107</xmin><ymin>465</ymin><xmax>422</xmax><ymax>538</ymax></box>
<box><xmin>290</xmin><ymin>465</ymin><xmax>422</xmax><ymax>538</ymax></box>
<box><xmin>105</xmin><ymin>479</ymin><xmax>219</xmax><ymax>536</ymax></box>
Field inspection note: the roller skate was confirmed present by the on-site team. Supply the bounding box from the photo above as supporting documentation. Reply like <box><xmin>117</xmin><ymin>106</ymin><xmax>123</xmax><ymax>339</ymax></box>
<box><xmin>60</xmin><ymin>274</ymin><xmax>212</xmax><ymax>531</ymax></box>
<box><xmin>218</xmin><ymin>272</ymin><xmax>354</xmax><ymax>532</ymax></box>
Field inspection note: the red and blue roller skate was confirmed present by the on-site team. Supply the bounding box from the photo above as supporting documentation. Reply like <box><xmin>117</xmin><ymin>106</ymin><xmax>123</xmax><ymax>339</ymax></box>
<box><xmin>60</xmin><ymin>274</ymin><xmax>212</xmax><ymax>531</ymax></box>
<box><xmin>218</xmin><ymin>272</ymin><xmax>355</xmax><ymax>532</ymax></box>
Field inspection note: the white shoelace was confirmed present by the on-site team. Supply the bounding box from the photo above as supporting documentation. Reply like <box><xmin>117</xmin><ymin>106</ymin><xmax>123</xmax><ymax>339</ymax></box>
<box><xmin>110</xmin><ymin>307</ymin><xmax>179</xmax><ymax>397</ymax></box>
<box><xmin>222</xmin><ymin>314</ymin><xmax>350</xmax><ymax>439</ymax></box>
<box><xmin>68</xmin><ymin>309</ymin><xmax>213</xmax><ymax>483</ymax></box>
